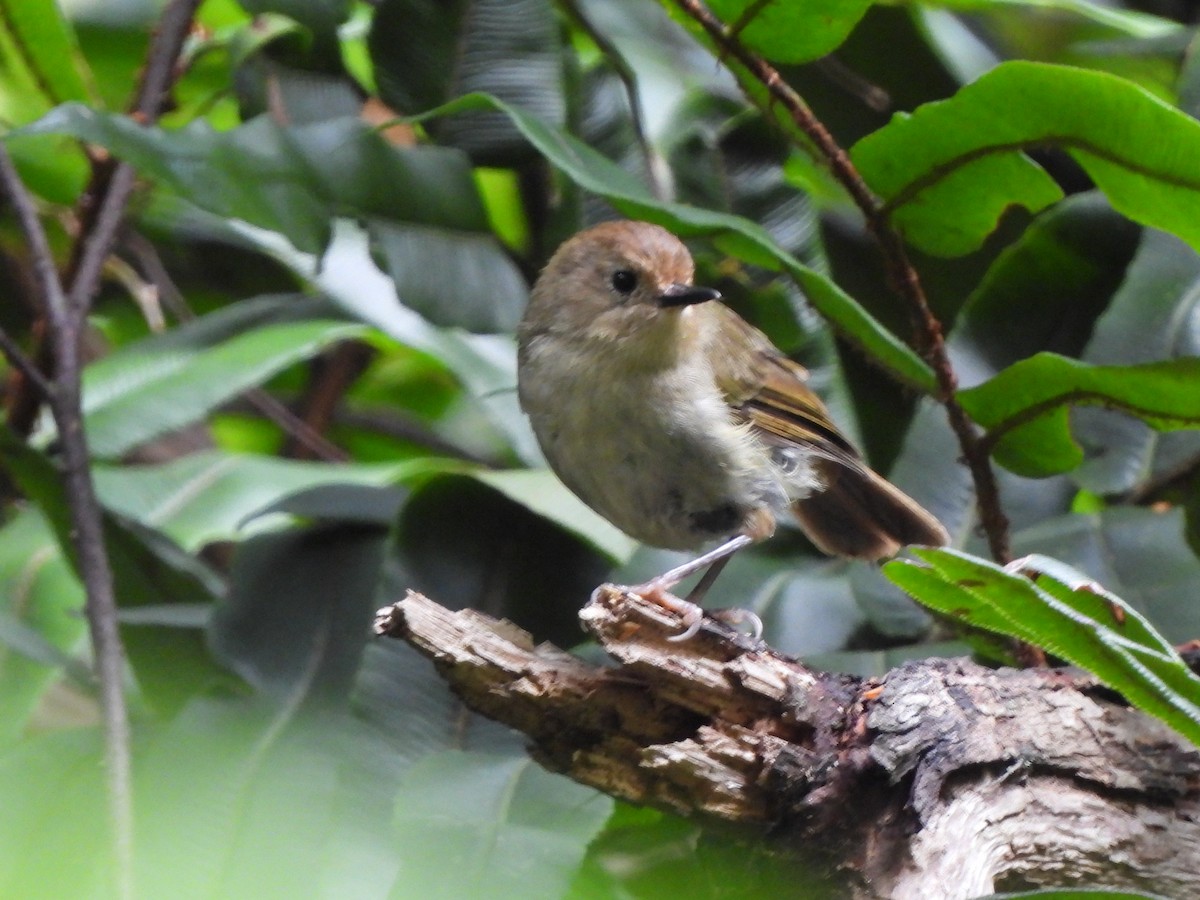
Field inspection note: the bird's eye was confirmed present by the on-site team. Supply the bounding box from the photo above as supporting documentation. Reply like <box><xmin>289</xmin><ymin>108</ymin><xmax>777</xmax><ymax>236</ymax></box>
<box><xmin>610</xmin><ymin>269</ymin><xmax>638</xmax><ymax>294</ymax></box>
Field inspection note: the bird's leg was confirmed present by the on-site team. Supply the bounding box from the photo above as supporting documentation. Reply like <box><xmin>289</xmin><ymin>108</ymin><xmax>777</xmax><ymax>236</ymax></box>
<box><xmin>650</xmin><ymin>533</ymin><xmax>754</xmax><ymax>593</ymax></box>
<box><xmin>633</xmin><ymin>534</ymin><xmax>759</xmax><ymax>642</ymax></box>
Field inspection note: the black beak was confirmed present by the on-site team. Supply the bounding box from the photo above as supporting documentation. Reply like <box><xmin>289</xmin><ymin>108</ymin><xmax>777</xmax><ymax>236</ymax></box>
<box><xmin>657</xmin><ymin>283</ymin><xmax>721</xmax><ymax>308</ymax></box>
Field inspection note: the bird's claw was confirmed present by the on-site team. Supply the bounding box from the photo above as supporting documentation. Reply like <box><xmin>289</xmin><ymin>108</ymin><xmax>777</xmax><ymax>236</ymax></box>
<box><xmin>632</xmin><ymin>581</ymin><xmax>761</xmax><ymax>643</ymax></box>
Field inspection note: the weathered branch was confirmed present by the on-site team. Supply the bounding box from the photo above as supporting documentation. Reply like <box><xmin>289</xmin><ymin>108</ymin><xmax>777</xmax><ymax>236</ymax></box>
<box><xmin>669</xmin><ymin>0</ymin><xmax>1012</xmax><ymax>563</ymax></box>
<box><xmin>377</xmin><ymin>590</ymin><xmax>1200</xmax><ymax>898</ymax></box>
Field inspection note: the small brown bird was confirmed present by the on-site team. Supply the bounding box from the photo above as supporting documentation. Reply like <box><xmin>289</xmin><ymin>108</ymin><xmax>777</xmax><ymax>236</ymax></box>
<box><xmin>517</xmin><ymin>220</ymin><xmax>948</xmax><ymax>637</ymax></box>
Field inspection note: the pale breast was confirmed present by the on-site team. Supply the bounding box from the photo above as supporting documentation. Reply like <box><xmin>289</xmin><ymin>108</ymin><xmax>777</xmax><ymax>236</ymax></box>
<box><xmin>520</xmin><ymin>338</ymin><xmax>792</xmax><ymax>550</ymax></box>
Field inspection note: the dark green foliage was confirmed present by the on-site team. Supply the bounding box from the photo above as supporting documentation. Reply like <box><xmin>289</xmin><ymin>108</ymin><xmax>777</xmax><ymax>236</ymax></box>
<box><xmin>2</xmin><ymin>0</ymin><xmax>1199</xmax><ymax>895</ymax></box>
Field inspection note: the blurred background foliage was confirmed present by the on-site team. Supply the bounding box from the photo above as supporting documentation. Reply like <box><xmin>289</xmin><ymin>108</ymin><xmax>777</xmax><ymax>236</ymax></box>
<box><xmin>1</xmin><ymin>0</ymin><xmax>1200</xmax><ymax>896</ymax></box>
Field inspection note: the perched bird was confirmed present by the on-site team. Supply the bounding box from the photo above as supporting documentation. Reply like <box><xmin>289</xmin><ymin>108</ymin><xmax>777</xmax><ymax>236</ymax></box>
<box><xmin>517</xmin><ymin>220</ymin><xmax>948</xmax><ymax>637</ymax></box>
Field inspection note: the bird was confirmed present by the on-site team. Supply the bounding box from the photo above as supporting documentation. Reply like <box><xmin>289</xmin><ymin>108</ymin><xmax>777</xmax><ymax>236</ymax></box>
<box><xmin>516</xmin><ymin>220</ymin><xmax>948</xmax><ymax>639</ymax></box>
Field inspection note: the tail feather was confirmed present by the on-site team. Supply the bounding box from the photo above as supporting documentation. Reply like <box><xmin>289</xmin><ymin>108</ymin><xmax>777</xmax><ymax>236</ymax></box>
<box><xmin>792</xmin><ymin>460</ymin><xmax>949</xmax><ymax>560</ymax></box>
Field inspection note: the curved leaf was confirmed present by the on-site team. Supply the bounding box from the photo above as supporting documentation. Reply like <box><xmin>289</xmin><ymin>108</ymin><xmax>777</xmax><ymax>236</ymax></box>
<box><xmin>94</xmin><ymin>451</ymin><xmax>444</xmax><ymax>552</ymax></box>
<box><xmin>958</xmin><ymin>353</ymin><xmax>1200</xmax><ymax>477</ymax></box>
<box><xmin>853</xmin><ymin>61</ymin><xmax>1200</xmax><ymax>257</ymax></box>
<box><xmin>19</xmin><ymin>106</ymin><xmax>528</xmax><ymax>331</ymax></box>
<box><xmin>886</xmin><ymin>547</ymin><xmax>1200</xmax><ymax>747</ymax></box>
<box><xmin>949</xmin><ymin>192</ymin><xmax>1140</xmax><ymax>387</ymax></box>
<box><xmin>0</xmin><ymin>0</ymin><xmax>95</xmax><ymax>111</ymax></box>
<box><xmin>80</xmin><ymin>310</ymin><xmax>367</xmax><ymax>459</ymax></box>
<box><xmin>421</xmin><ymin>93</ymin><xmax>936</xmax><ymax>391</ymax></box>
<box><xmin>1011</xmin><ymin>507</ymin><xmax>1200</xmax><ymax>644</ymax></box>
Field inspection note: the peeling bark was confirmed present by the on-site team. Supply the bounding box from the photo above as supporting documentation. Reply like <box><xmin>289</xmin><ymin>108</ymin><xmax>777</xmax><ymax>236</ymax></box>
<box><xmin>375</xmin><ymin>587</ymin><xmax>1200</xmax><ymax>899</ymax></box>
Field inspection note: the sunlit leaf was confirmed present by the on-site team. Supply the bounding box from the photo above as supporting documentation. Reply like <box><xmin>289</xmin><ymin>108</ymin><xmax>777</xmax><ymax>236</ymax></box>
<box><xmin>77</xmin><ymin>299</ymin><xmax>367</xmax><ymax>458</ymax></box>
<box><xmin>703</xmin><ymin>0</ymin><xmax>873</xmax><ymax>64</ymax></box>
<box><xmin>853</xmin><ymin>61</ymin><xmax>1200</xmax><ymax>257</ymax></box>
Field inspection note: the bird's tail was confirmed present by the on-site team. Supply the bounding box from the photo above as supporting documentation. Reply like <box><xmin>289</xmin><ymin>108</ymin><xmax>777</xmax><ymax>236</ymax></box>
<box><xmin>792</xmin><ymin>459</ymin><xmax>949</xmax><ymax>560</ymax></box>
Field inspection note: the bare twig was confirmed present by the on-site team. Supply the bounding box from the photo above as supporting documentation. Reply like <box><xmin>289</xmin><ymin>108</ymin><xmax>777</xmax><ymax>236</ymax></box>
<box><xmin>671</xmin><ymin>0</ymin><xmax>1012</xmax><ymax>562</ymax></box>
<box><xmin>0</xmin><ymin>142</ymin><xmax>135</xmax><ymax>897</ymax></box>
<box><xmin>281</xmin><ymin>342</ymin><xmax>374</xmax><ymax>462</ymax></box>
<box><xmin>246</xmin><ymin>388</ymin><xmax>350</xmax><ymax>463</ymax></box>
<box><xmin>0</xmin><ymin>1</ymin><xmax>203</xmax><ymax>895</ymax></box>
<box><xmin>0</xmin><ymin>326</ymin><xmax>52</xmax><ymax>399</ymax></box>
<box><xmin>0</xmin><ymin>151</ymin><xmax>71</xmax><ymax>326</ymax></box>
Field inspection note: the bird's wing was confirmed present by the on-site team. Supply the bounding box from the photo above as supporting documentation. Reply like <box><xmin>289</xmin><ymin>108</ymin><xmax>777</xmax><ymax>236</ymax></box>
<box><xmin>709</xmin><ymin>302</ymin><xmax>949</xmax><ymax>558</ymax></box>
<box><xmin>708</xmin><ymin>303</ymin><xmax>858</xmax><ymax>461</ymax></box>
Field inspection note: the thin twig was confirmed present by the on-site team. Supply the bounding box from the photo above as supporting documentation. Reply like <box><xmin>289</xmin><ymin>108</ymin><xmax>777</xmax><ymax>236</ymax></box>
<box><xmin>0</xmin><ymin>149</ymin><xmax>70</xmax><ymax>327</ymax></box>
<box><xmin>0</xmin><ymin>327</ymin><xmax>52</xmax><ymax>399</ymax></box>
<box><xmin>671</xmin><ymin>0</ymin><xmax>1012</xmax><ymax>562</ymax></box>
<box><xmin>557</xmin><ymin>0</ymin><xmax>666</xmax><ymax>201</ymax></box>
<box><xmin>0</xmin><ymin>141</ymin><xmax>135</xmax><ymax>897</ymax></box>
<box><xmin>245</xmin><ymin>389</ymin><xmax>350</xmax><ymax>462</ymax></box>
<box><xmin>119</xmin><ymin>234</ymin><xmax>352</xmax><ymax>462</ymax></box>
<box><xmin>0</xmin><ymin>2</ymin><xmax>203</xmax><ymax>895</ymax></box>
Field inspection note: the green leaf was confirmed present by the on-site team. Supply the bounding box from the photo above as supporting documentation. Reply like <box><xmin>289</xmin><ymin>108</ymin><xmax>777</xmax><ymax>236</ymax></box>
<box><xmin>391</xmin><ymin>751</ymin><xmax>612</xmax><ymax>900</ymax></box>
<box><xmin>0</xmin><ymin>730</ymin><xmax>110</xmax><ymax>898</ymax></box>
<box><xmin>76</xmin><ymin>297</ymin><xmax>367</xmax><ymax>459</ymax></box>
<box><xmin>853</xmin><ymin>61</ymin><xmax>1200</xmax><ymax>257</ymax></box>
<box><xmin>1073</xmin><ymin>229</ymin><xmax>1200</xmax><ymax>494</ymax></box>
<box><xmin>237</xmin><ymin>221</ymin><xmax>540</xmax><ymax>461</ymax></box>
<box><xmin>0</xmin><ymin>0</ymin><xmax>96</xmax><ymax>112</ymax></box>
<box><xmin>473</xmin><ymin>468</ymin><xmax>637</xmax><ymax>563</ymax></box>
<box><xmin>368</xmin><ymin>220</ymin><xmax>527</xmax><ymax>333</ymax></box>
<box><xmin>422</xmin><ymin>93</ymin><xmax>935</xmax><ymax>392</ymax></box>
<box><xmin>885</xmin><ymin>547</ymin><xmax>1200</xmax><ymax>747</ymax></box>
<box><xmin>703</xmin><ymin>0</ymin><xmax>873</xmax><ymax>64</ymax></box>
<box><xmin>19</xmin><ymin>105</ymin><xmax>501</xmax><ymax>265</ymax></box>
<box><xmin>238</xmin><ymin>0</ymin><xmax>352</xmax><ymax>34</ymax></box>
<box><xmin>936</xmin><ymin>0</ymin><xmax>1179</xmax><ymax>39</ymax></box>
<box><xmin>1012</xmin><ymin>506</ymin><xmax>1200</xmax><ymax>644</ymax></box>
<box><xmin>392</xmin><ymin>475</ymin><xmax>614</xmax><ymax>645</ymax></box>
<box><xmin>0</xmin><ymin>426</ymin><xmax>222</xmax><ymax>714</ymax></box>
<box><xmin>210</xmin><ymin>524</ymin><xmax>385</xmax><ymax>702</ymax></box>
<box><xmin>958</xmin><ymin>353</ymin><xmax>1200</xmax><ymax>477</ymax></box>
<box><xmin>133</xmin><ymin>698</ymin><xmax>402</xmax><ymax>898</ymax></box>
<box><xmin>950</xmin><ymin>193</ymin><xmax>1140</xmax><ymax>384</ymax></box>
<box><xmin>94</xmin><ymin>450</ymin><xmax>445</xmax><ymax>552</ymax></box>
<box><xmin>0</xmin><ymin>508</ymin><xmax>91</xmax><ymax>743</ymax></box>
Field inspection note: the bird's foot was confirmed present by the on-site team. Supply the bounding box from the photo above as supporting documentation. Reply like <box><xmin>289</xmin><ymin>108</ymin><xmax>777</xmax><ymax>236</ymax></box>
<box><xmin>629</xmin><ymin>579</ymin><xmax>762</xmax><ymax>643</ymax></box>
<box><xmin>632</xmin><ymin>579</ymin><xmax>705</xmax><ymax>642</ymax></box>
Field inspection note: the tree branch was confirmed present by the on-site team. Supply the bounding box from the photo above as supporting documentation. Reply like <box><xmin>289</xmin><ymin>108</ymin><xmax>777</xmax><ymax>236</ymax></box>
<box><xmin>377</xmin><ymin>590</ymin><xmax>1200</xmax><ymax>897</ymax></box>
<box><xmin>669</xmin><ymin>0</ymin><xmax>1012</xmax><ymax>563</ymax></box>
<box><xmin>0</xmin><ymin>2</ymin><xmax>203</xmax><ymax>895</ymax></box>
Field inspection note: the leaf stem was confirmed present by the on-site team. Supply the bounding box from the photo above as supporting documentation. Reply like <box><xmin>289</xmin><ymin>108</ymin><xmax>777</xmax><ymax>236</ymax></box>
<box><xmin>670</xmin><ymin>0</ymin><xmax>1012</xmax><ymax>563</ymax></box>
